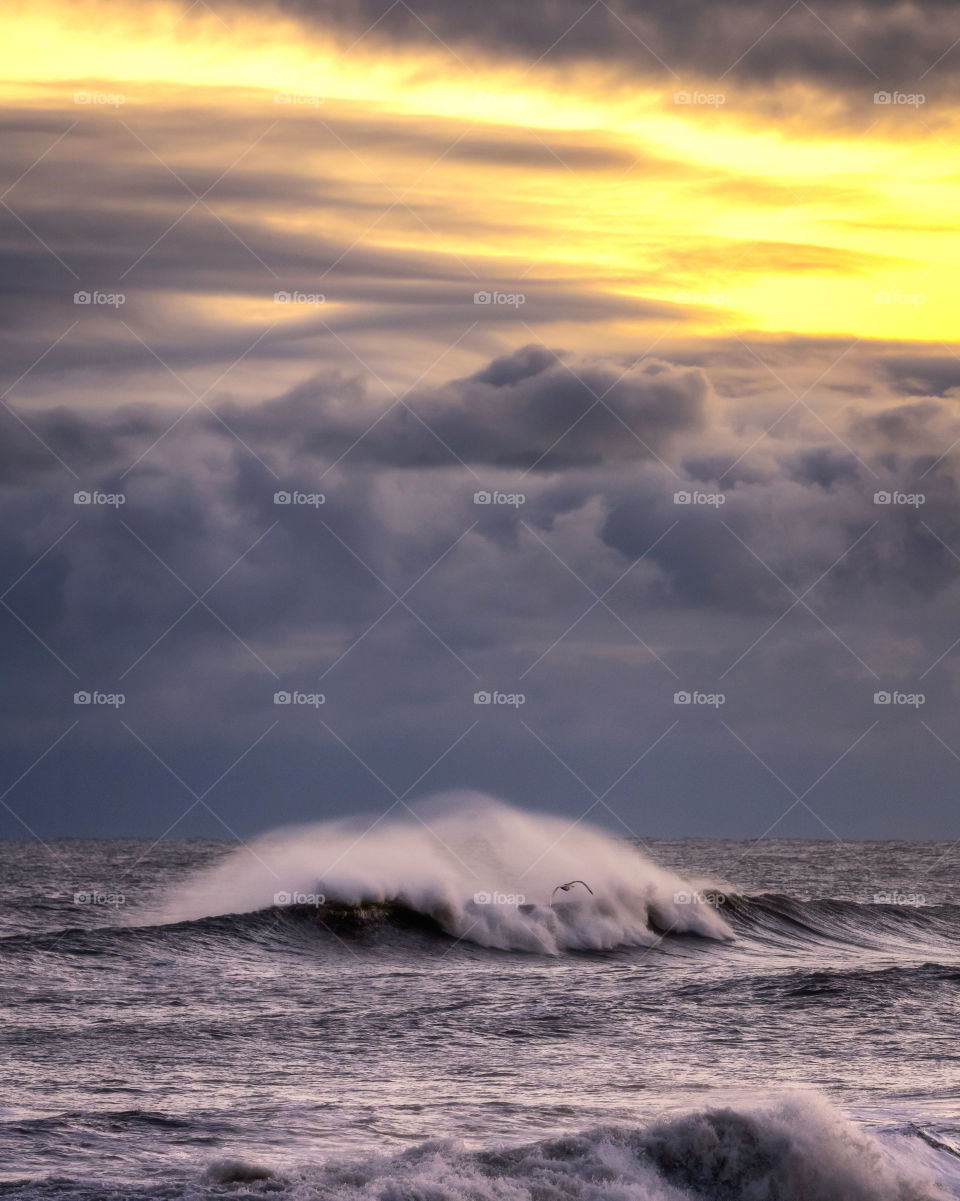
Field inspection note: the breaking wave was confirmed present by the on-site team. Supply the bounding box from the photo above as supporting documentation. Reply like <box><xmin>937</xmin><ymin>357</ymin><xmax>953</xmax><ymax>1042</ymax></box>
<box><xmin>7</xmin><ymin>1095</ymin><xmax>953</xmax><ymax>1200</ymax></box>
<box><xmin>198</xmin><ymin>1094</ymin><xmax>955</xmax><ymax>1201</ymax></box>
<box><xmin>155</xmin><ymin>794</ymin><xmax>734</xmax><ymax>953</ymax></box>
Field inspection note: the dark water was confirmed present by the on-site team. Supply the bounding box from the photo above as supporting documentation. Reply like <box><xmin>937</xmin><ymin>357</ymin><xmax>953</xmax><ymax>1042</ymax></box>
<box><xmin>1</xmin><ymin>823</ymin><xmax>959</xmax><ymax>1200</ymax></box>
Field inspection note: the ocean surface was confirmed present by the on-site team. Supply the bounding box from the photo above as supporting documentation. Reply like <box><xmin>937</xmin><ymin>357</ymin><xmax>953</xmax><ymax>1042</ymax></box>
<box><xmin>1</xmin><ymin>797</ymin><xmax>958</xmax><ymax>1200</ymax></box>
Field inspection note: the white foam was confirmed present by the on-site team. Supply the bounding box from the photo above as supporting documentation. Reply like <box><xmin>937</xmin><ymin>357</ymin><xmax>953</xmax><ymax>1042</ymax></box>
<box><xmin>159</xmin><ymin>793</ymin><xmax>733</xmax><ymax>952</ymax></box>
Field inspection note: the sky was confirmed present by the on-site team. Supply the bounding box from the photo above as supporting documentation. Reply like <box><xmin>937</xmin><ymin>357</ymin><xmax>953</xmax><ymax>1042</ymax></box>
<box><xmin>2</xmin><ymin>0</ymin><xmax>960</xmax><ymax>840</ymax></box>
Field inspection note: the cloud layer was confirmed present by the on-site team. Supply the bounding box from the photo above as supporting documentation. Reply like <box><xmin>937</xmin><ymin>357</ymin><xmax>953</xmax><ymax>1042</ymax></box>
<box><xmin>4</xmin><ymin>339</ymin><xmax>960</xmax><ymax>838</ymax></box>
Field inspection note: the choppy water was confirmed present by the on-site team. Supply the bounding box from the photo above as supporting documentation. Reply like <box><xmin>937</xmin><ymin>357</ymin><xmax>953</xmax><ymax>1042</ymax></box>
<box><xmin>1</xmin><ymin>798</ymin><xmax>958</xmax><ymax>1199</ymax></box>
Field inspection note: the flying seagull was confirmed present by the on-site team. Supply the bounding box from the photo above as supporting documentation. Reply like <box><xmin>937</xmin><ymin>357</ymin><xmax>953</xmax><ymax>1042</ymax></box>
<box><xmin>551</xmin><ymin>880</ymin><xmax>594</xmax><ymax>902</ymax></box>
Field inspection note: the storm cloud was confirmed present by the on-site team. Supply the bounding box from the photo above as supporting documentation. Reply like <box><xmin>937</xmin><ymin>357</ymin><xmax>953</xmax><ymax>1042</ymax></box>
<box><xmin>223</xmin><ymin>0</ymin><xmax>960</xmax><ymax>98</ymax></box>
<box><xmin>3</xmin><ymin>339</ymin><xmax>960</xmax><ymax>838</ymax></box>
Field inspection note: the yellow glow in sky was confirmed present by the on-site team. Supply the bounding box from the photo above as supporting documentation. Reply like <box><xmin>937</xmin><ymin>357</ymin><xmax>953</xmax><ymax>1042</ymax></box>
<box><xmin>2</xmin><ymin>0</ymin><xmax>958</xmax><ymax>345</ymax></box>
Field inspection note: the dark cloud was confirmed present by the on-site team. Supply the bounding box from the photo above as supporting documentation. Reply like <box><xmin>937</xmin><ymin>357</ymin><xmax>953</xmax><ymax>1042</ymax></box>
<box><xmin>222</xmin><ymin>345</ymin><xmax>708</xmax><ymax>470</ymax></box>
<box><xmin>783</xmin><ymin>446</ymin><xmax>862</xmax><ymax>489</ymax></box>
<box><xmin>880</xmin><ymin>355</ymin><xmax>960</xmax><ymax>397</ymax></box>
<box><xmin>4</xmin><ymin>340</ymin><xmax>960</xmax><ymax>840</ymax></box>
<box><xmin>212</xmin><ymin>0</ymin><xmax>960</xmax><ymax>96</ymax></box>
<box><xmin>850</xmin><ymin>399</ymin><xmax>948</xmax><ymax>445</ymax></box>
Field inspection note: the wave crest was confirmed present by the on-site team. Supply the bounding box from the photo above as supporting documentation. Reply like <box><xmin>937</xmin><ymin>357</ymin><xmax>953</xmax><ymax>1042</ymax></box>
<box><xmin>159</xmin><ymin>794</ymin><xmax>733</xmax><ymax>953</ymax></box>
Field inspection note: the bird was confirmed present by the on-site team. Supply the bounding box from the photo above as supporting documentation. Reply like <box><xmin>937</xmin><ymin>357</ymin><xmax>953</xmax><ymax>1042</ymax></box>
<box><xmin>550</xmin><ymin>880</ymin><xmax>594</xmax><ymax>903</ymax></box>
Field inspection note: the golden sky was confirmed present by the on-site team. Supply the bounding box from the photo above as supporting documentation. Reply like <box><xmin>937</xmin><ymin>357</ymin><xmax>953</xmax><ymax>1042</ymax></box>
<box><xmin>1</xmin><ymin>0</ymin><xmax>957</xmax><ymax>359</ymax></box>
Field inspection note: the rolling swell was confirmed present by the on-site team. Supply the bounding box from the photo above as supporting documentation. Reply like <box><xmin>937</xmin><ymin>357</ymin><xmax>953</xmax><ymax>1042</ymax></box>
<box><xmin>0</xmin><ymin>901</ymin><xmax>447</xmax><ymax>958</ymax></box>
<box><xmin>5</xmin><ymin>891</ymin><xmax>960</xmax><ymax>961</ymax></box>
<box><xmin>723</xmin><ymin>892</ymin><xmax>960</xmax><ymax>953</ymax></box>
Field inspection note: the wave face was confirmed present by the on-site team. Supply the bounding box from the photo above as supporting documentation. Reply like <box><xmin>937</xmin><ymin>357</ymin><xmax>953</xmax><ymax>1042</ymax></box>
<box><xmin>4</xmin><ymin>891</ymin><xmax>960</xmax><ymax>967</ymax></box>
<box><xmin>723</xmin><ymin>891</ymin><xmax>960</xmax><ymax>956</ymax></box>
<box><xmin>196</xmin><ymin>1096</ymin><xmax>953</xmax><ymax>1201</ymax></box>
<box><xmin>157</xmin><ymin>794</ymin><xmax>734</xmax><ymax>952</ymax></box>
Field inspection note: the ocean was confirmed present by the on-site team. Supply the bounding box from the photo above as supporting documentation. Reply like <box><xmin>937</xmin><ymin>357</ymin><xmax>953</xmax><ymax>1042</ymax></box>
<box><xmin>1</xmin><ymin>797</ymin><xmax>958</xmax><ymax>1200</ymax></box>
